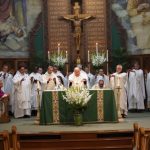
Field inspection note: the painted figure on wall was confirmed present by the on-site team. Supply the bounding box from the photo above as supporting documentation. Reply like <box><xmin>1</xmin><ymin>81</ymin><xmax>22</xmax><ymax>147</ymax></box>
<box><xmin>127</xmin><ymin>0</ymin><xmax>150</xmax><ymax>51</ymax></box>
<box><xmin>0</xmin><ymin>0</ymin><xmax>42</xmax><ymax>58</ymax></box>
<box><xmin>112</xmin><ymin>0</ymin><xmax>150</xmax><ymax>55</ymax></box>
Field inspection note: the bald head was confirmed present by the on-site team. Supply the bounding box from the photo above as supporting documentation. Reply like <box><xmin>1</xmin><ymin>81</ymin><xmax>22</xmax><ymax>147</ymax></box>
<box><xmin>47</xmin><ymin>66</ymin><xmax>53</xmax><ymax>74</ymax></box>
<box><xmin>116</xmin><ymin>65</ymin><xmax>122</xmax><ymax>73</ymax></box>
<box><xmin>2</xmin><ymin>65</ymin><xmax>9</xmax><ymax>73</ymax></box>
<box><xmin>74</xmin><ymin>67</ymin><xmax>80</xmax><ymax>77</ymax></box>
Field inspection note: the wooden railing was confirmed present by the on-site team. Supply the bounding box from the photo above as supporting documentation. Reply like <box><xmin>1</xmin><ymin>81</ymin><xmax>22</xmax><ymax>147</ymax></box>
<box><xmin>0</xmin><ymin>130</ymin><xmax>11</xmax><ymax>150</ymax></box>
<box><xmin>11</xmin><ymin>125</ymin><xmax>20</xmax><ymax>150</ymax></box>
<box><xmin>0</xmin><ymin>126</ymin><xmax>20</xmax><ymax>150</ymax></box>
<box><xmin>18</xmin><ymin>130</ymin><xmax>133</xmax><ymax>150</ymax></box>
<box><xmin>133</xmin><ymin>123</ymin><xmax>150</xmax><ymax>150</ymax></box>
<box><xmin>0</xmin><ymin>96</ymin><xmax>10</xmax><ymax>123</ymax></box>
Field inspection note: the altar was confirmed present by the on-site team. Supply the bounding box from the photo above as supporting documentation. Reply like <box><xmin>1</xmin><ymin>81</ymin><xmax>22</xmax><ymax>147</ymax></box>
<box><xmin>40</xmin><ymin>89</ymin><xmax>118</xmax><ymax>125</ymax></box>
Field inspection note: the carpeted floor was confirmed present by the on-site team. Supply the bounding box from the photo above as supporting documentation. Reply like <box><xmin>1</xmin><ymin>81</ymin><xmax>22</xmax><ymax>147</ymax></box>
<box><xmin>0</xmin><ymin>112</ymin><xmax>150</xmax><ymax>133</ymax></box>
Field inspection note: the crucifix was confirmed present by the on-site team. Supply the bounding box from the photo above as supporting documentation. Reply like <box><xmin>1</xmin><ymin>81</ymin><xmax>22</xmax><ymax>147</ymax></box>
<box><xmin>62</xmin><ymin>2</ymin><xmax>95</xmax><ymax>51</ymax></box>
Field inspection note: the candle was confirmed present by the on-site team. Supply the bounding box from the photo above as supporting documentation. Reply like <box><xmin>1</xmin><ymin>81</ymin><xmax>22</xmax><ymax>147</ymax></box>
<box><xmin>88</xmin><ymin>50</ymin><xmax>90</xmax><ymax>62</ymax></box>
<box><xmin>96</xmin><ymin>43</ymin><xmax>98</xmax><ymax>55</ymax></box>
<box><xmin>58</xmin><ymin>43</ymin><xmax>60</xmax><ymax>55</ymax></box>
<box><xmin>106</xmin><ymin>49</ymin><xmax>109</xmax><ymax>62</ymax></box>
<box><xmin>66</xmin><ymin>51</ymin><xmax>68</xmax><ymax>62</ymax></box>
<box><xmin>48</xmin><ymin>51</ymin><xmax>50</xmax><ymax>60</ymax></box>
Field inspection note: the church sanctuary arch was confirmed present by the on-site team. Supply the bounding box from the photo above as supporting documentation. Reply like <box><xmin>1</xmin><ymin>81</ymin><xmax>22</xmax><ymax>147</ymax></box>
<box><xmin>1</xmin><ymin>0</ymin><xmax>150</xmax><ymax>71</ymax></box>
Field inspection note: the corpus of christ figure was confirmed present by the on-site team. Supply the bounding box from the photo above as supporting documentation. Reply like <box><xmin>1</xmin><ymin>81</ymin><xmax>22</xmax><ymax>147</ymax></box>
<box><xmin>62</xmin><ymin>2</ymin><xmax>95</xmax><ymax>51</ymax></box>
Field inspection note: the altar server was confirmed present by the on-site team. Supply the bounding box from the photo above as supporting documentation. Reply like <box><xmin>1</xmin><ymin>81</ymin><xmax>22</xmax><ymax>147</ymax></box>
<box><xmin>0</xmin><ymin>64</ymin><xmax>13</xmax><ymax>112</ymax></box>
<box><xmin>128</xmin><ymin>62</ymin><xmax>145</xmax><ymax>110</ymax></box>
<box><xmin>53</xmin><ymin>65</ymin><xmax>66</xmax><ymax>87</ymax></box>
<box><xmin>69</xmin><ymin>67</ymin><xmax>89</xmax><ymax>88</ymax></box>
<box><xmin>110</xmin><ymin>64</ymin><xmax>128</xmax><ymax>117</ymax></box>
<box><xmin>95</xmin><ymin>68</ymin><xmax>109</xmax><ymax>87</ymax></box>
<box><xmin>92</xmin><ymin>79</ymin><xmax>105</xmax><ymax>89</ymax></box>
<box><xmin>84</xmin><ymin>66</ymin><xmax>95</xmax><ymax>88</ymax></box>
<box><xmin>13</xmin><ymin>65</ymin><xmax>31</xmax><ymax>118</ymax></box>
<box><xmin>146</xmin><ymin>71</ymin><xmax>150</xmax><ymax>109</ymax></box>
<box><xmin>42</xmin><ymin>66</ymin><xmax>59</xmax><ymax>90</ymax></box>
<box><xmin>30</xmin><ymin>66</ymin><xmax>43</xmax><ymax>111</ymax></box>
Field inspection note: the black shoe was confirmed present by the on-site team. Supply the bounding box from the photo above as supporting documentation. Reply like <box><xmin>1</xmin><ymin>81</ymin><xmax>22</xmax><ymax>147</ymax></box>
<box><xmin>121</xmin><ymin>114</ymin><xmax>127</xmax><ymax>118</ymax></box>
<box><xmin>31</xmin><ymin>110</ymin><xmax>37</xmax><ymax>116</ymax></box>
<box><xmin>137</xmin><ymin>109</ymin><xmax>145</xmax><ymax>113</ymax></box>
<box><xmin>24</xmin><ymin>115</ymin><xmax>31</xmax><ymax>118</ymax></box>
<box><xmin>8</xmin><ymin>111</ymin><xmax>14</xmax><ymax>116</ymax></box>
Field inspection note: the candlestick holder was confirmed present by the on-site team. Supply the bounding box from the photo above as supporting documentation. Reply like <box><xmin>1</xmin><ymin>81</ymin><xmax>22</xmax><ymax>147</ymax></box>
<box><xmin>65</xmin><ymin>62</ymin><xmax>69</xmax><ymax>76</ymax></box>
<box><xmin>87</xmin><ymin>62</ymin><xmax>91</xmax><ymax>72</ymax></box>
<box><xmin>115</xmin><ymin>86</ymin><xmax>124</xmax><ymax>122</ymax></box>
<box><xmin>34</xmin><ymin>88</ymin><xmax>41</xmax><ymax>125</ymax></box>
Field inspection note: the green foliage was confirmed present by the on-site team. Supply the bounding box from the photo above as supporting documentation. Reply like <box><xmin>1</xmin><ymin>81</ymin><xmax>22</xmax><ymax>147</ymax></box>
<box><xmin>30</xmin><ymin>54</ymin><xmax>47</xmax><ymax>72</ymax></box>
<box><xmin>111</xmin><ymin>48</ymin><xmax>129</xmax><ymax>73</ymax></box>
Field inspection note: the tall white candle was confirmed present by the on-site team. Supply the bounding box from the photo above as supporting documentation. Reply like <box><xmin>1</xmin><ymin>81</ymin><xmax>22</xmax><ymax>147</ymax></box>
<box><xmin>66</xmin><ymin>51</ymin><xmax>68</xmax><ymax>62</ymax></box>
<box><xmin>106</xmin><ymin>49</ymin><xmax>109</xmax><ymax>62</ymax></box>
<box><xmin>88</xmin><ymin>50</ymin><xmax>90</xmax><ymax>62</ymax></box>
<box><xmin>58</xmin><ymin>43</ymin><xmax>60</xmax><ymax>55</ymax></box>
<box><xmin>48</xmin><ymin>51</ymin><xmax>50</xmax><ymax>60</ymax></box>
<box><xmin>96</xmin><ymin>43</ymin><xmax>98</xmax><ymax>55</ymax></box>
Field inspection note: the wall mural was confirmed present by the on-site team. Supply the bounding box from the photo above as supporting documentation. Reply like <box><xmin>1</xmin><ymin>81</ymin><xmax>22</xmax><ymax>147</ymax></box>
<box><xmin>112</xmin><ymin>0</ymin><xmax>150</xmax><ymax>55</ymax></box>
<box><xmin>0</xmin><ymin>0</ymin><xmax>42</xmax><ymax>58</ymax></box>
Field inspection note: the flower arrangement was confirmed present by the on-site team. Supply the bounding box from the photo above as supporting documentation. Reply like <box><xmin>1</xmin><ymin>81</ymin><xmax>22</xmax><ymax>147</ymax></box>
<box><xmin>48</xmin><ymin>43</ymin><xmax>68</xmax><ymax>68</ymax></box>
<box><xmin>49</xmin><ymin>51</ymin><xmax>67</xmax><ymax>68</ymax></box>
<box><xmin>63</xmin><ymin>87</ymin><xmax>92</xmax><ymax>113</ymax></box>
<box><xmin>91</xmin><ymin>51</ymin><xmax>107</xmax><ymax>68</ymax></box>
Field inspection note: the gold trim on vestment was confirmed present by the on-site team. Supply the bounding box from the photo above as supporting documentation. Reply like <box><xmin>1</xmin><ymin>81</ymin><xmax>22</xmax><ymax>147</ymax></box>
<box><xmin>52</xmin><ymin>91</ymin><xmax>60</xmax><ymax>123</ymax></box>
<box><xmin>97</xmin><ymin>90</ymin><xmax>104</xmax><ymax>121</ymax></box>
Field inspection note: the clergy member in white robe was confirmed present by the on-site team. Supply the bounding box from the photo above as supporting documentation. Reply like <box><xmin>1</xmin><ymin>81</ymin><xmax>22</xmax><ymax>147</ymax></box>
<box><xmin>84</xmin><ymin>66</ymin><xmax>95</xmax><ymax>88</ymax></box>
<box><xmin>53</xmin><ymin>66</ymin><xmax>66</xmax><ymax>87</ymax></box>
<box><xmin>69</xmin><ymin>67</ymin><xmax>89</xmax><ymax>88</ymax></box>
<box><xmin>146</xmin><ymin>72</ymin><xmax>150</xmax><ymax>109</ymax></box>
<box><xmin>76</xmin><ymin>64</ymin><xmax>89</xmax><ymax>87</ymax></box>
<box><xmin>92</xmin><ymin>79</ymin><xmax>106</xmax><ymax>89</ymax></box>
<box><xmin>128</xmin><ymin>63</ymin><xmax>145</xmax><ymax>110</ymax></box>
<box><xmin>13</xmin><ymin>66</ymin><xmax>31</xmax><ymax>118</ymax></box>
<box><xmin>29</xmin><ymin>67</ymin><xmax>43</xmax><ymax>110</ymax></box>
<box><xmin>42</xmin><ymin>66</ymin><xmax>59</xmax><ymax>90</ymax></box>
<box><xmin>110</xmin><ymin>65</ymin><xmax>128</xmax><ymax>117</ymax></box>
<box><xmin>0</xmin><ymin>64</ymin><xmax>13</xmax><ymax>113</ymax></box>
<box><xmin>95</xmin><ymin>69</ymin><xmax>109</xmax><ymax>88</ymax></box>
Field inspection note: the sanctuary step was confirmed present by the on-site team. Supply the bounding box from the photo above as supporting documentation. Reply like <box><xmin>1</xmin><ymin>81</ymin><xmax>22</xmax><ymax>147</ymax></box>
<box><xmin>18</xmin><ymin>131</ymin><xmax>133</xmax><ymax>150</ymax></box>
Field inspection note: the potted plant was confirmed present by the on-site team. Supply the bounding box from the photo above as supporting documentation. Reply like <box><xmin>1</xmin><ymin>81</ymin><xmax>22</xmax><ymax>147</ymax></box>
<box><xmin>63</xmin><ymin>87</ymin><xmax>92</xmax><ymax>126</ymax></box>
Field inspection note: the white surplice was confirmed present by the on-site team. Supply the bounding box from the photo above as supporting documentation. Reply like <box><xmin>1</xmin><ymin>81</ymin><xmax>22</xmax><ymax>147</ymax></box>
<box><xmin>29</xmin><ymin>72</ymin><xmax>43</xmax><ymax>110</ymax></box>
<box><xmin>54</xmin><ymin>70</ymin><xmax>67</xmax><ymax>87</ymax></box>
<box><xmin>69</xmin><ymin>72</ymin><xmax>89</xmax><ymax>88</ymax></box>
<box><xmin>13</xmin><ymin>72</ymin><xmax>31</xmax><ymax>118</ymax></box>
<box><xmin>128</xmin><ymin>69</ymin><xmax>145</xmax><ymax>110</ymax></box>
<box><xmin>110</xmin><ymin>72</ymin><xmax>128</xmax><ymax>115</ymax></box>
<box><xmin>0</xmin><ymin>71</ymin><xmax>13</xmax><ymax>112</ymax></box>
<box><xmin>86</xmin><ymin>72</ymin><xmax>95</xmax><ymax>88</ymax></box>
<box><xmin>146</xmin><ymin>72</ymin><xmax>150</xmax><ymax>108</ymax></box>
<box><xmin>95</xmin><ymin>74</ymin><xmax>110</xmax><ymax>88</ymax></box>
<box><xmin>42</xmin><ymin>72</ymin><xmax>59</xmax><ymax>90</ymax></box>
